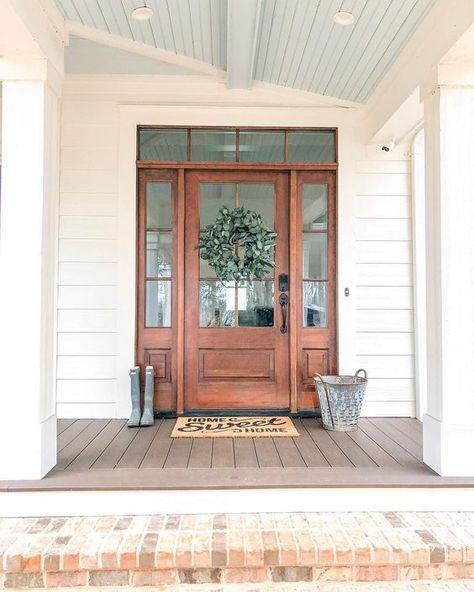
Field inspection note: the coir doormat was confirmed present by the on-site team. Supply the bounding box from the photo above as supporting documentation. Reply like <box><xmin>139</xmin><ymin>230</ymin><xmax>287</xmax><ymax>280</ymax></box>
<box><xmin>171</xmin><ymin>416</ymin><xmax>299</xmax><ymax>438</ymax></box>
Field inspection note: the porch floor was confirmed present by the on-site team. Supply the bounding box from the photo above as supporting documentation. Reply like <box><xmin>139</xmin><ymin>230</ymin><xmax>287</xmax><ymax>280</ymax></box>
<box><xmin>3</xmin><ymin>418</ymin><xmax>474</xmax><ymax>490</ymax></box>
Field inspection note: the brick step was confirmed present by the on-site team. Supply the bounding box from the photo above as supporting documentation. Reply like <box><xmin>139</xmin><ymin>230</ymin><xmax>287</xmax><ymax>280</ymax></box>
<box><xmin>1</xmin><ymin>512</ymin><xmax>474</xmax><ymax>588</ymax></box>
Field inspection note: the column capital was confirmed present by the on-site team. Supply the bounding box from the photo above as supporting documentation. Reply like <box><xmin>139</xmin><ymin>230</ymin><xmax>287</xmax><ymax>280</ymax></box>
<box><xmin>0</xmin><ymin>56</ymin><xmax>63</xmax><ymax>96</ymax></box>
<box><xmin>420</xmin><ymin>62</ymin><xmax>474</xmax><ymax>101</ymax></box>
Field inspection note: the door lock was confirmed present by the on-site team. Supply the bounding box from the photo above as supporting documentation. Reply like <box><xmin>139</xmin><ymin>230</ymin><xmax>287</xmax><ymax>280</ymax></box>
<box><xmin>278</xmin><ymin>273</ymin><xmax>289</xmax><ymax>292</ymax></box>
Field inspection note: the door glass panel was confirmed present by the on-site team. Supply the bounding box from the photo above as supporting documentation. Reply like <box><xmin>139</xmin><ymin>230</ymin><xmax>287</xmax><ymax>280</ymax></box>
<box><xmin>303</xmin><ymin>234</ymin><xmax>327</xmax><ymax>279</ymax></box>
<box><xmin>237</xmin><ymin>281</ymin><xmax>274</xmax><ymax>326</ymax></box>
<box><xmin>146</xmin><ymin>280</ymin><xmax>171</xmax><ymax>327</ymax></box>
<box><xmin>239</xmin><ymin>183</ymin><xmax>275</xmax><ymax>229</ymax></box>
<box><xmin>200</xmin><ymin>184</ymin><xmax>236</xmax><ymax>228</ymax></box>
<box><xmin>191</xmin><ymin>130</ymin><xmax>237</xmax><ymax>162</ymax></box>
<box><xmin>288</xmin><ymin>131</ymin><xmax>335</xmax><ymax>162</ymax></box>
<box><xmin>303</xmin><ymin>281</ymin><xmax>327</xmax><ymax>327</ymax></box>
<box><xmin>239</xmin><ymin>130</ymin><xmax>285</xmax><ymax>162</ymax></box>
<box><xmin>302</xmin><ymin>184</ymin><xmax>327</xmax><ymax>230</ymax></box>
<box><xmin>200</xmin><ymin>281</ymin><xmax>236</xmax><ymax>327</ymax></box>
<box><xmin>139</xmin><ymin>129</ymin><xmax>187</xmax><ymax>161</ymax></box>
<box><xmin>146</xmin><ymin>232</ymin><xmax>172</xmax><ymax>277</ymax></box>
<box><xmin>146</xmin><ymin>182</ymin><xmax>172</xmax><ymax>228</ymax></box>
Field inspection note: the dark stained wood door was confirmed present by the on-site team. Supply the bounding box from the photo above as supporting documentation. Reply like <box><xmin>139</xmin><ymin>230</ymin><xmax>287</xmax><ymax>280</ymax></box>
<box><xmin>184</xmin><ymin>171</ymin><xmax>290</xmax><ymax>410</ymax></box>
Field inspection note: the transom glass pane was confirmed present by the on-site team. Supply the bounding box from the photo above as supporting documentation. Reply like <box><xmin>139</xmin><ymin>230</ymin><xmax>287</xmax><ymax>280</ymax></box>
<box><xmin>146</xmin><ymin>182</ymin><xmax>172</xmax><ymax>228</ymax></box>
<box><xmin>237</xmin><ymin>281</ymin><xmax>274</xmax><ymax>327</ymax></box>
<box><xmin>302</xmin><ymin>184</ymin><xmax>328</xmax><ymax>230</ymax></box>
<box><xmin>146</xmin><ymin>280</ymin><xmax>171</xmax><ymax>327</ymax></box>
<box><xmin>303</xmin><ymin>234</ymin><xmax>327</xmax><ymax>279</ymax></box>
<box><xmin>191</xmin><ymin>130</ymin><xmax>237</xmax><ymax>162</ymax></box>
<box><xmin>239</xmin><ymin>131</ymin><xmax>284</xmax><ymax>162</ymax></box>
<box><xmin>303</xmin><ymin>281</ymin><xmax>327</xmax><ymax>328</ymax></box>
<box><xmin>146</xmin><ymin>232</ymin><xmax>172</xmax><ymax>277</ymax></box>
<box><xmin>200</xmin><ymin>281</ymin><xmax>236</xmax><ymax>327</ymax></box>
<box><xmin>288</xmin><ymin>131</ymin><xmax>335</xmax><ymax>163</ymax></box>
<box><xmin>139</xmin><ymin>129</ymin><xmax>187</xmax><ymax>161</ymax></box>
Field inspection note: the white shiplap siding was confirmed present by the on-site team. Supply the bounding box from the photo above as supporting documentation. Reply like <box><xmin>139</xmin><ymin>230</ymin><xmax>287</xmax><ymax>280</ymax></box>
<box><xmin>355</xmin><ymin>155</ymin><xmax>415</xmax><ymax>416</ymax></box>
<box><xmin>57</xmin><ymin>101</ymin><xmax>119</xmax><ymax>419</ymax></box>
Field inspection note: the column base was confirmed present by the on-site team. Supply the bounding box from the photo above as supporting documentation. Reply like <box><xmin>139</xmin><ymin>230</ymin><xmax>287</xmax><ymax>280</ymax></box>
<box><xmin>423</xmin><ymin>414</ymin><xmax>474</xmax><ymax>476</ymax></box>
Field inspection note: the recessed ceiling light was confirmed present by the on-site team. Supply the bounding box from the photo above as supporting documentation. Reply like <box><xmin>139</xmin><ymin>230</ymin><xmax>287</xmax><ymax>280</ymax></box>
<box><xmin>333</xmin><ymin>11</ymin><xmax>355</xmax><ymax>25</ymax></box>
<box><xmin>131</xmin><ymin>6</ymin><xmax>154</xmax><ymax>21</ymax></box>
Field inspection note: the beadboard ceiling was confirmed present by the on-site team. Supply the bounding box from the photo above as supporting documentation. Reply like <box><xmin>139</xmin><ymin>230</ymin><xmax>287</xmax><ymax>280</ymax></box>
<box><xmin>55</xmin><ymin>0</ymin><xmax>437</xmax><ymax>103</ymax></box>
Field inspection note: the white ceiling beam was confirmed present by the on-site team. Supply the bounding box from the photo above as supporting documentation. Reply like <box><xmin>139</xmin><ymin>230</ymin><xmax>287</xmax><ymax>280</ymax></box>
<box><xmin>66</xmin><ymin>21</ymin><xmax>225</xmax><ymax>78</ymax></box>
<box><xmin>226</xmin><ymin>0</ymin><xmax>262</xmax><ymax>89</ymax></box>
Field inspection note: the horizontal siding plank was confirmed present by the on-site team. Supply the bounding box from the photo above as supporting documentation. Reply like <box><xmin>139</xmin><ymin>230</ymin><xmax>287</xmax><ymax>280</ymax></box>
<box><xmin>61</xmin><ymin>147</ymin><xmax>117</xmax><ymax>171</ymax></box>
<box><xmin>356</xmin><ymin>332</ymin><xmax>414</xmax><ymax>355</ymax></box>
<box><xmin>58</xmin><ymin>309</ymin><xmax>117</xmax><ymax>332</ymax></box>
<box><xmin>355</xmin><ymin>218</ymin><xmax>411</xmax><ymax>241</ymax></box>
<box><xmin>60</xmin><ymin>169</ymin><xmax>117</xmax><ymax>194</ymax></box>
<box><xmin>61</xmin><ymin>124</ymin><xmax>118</xmax><ymax>148</ymax></box>
<box><xmin>356</xmin><ymin>160</ymin><xmax>410</xmax><ymax>174</ymax></box>
<box><xmin>57</xmin><ymin>356</ymin><xmax>116</xmax><ymax>380</ymax></box>
<box><xmin>355</xmin><ymin>241</ymin><xmax>412</xmax><ymax>264</ymax></box>
<box><xmin>60</xmin><ymin>194</ymin><xmax>117</xmax><ymax>216</ymax></box>
<box><xmin>57</xmin><ymin>378</ymin><xmax>117</xmax><ymax>403</ymax></box>
<box><xmin>356</xmin><ymin>309</ymin><xmax>414</xmax><ymax>332</ymax></box>
<box><xmin>356</xmin><ymin>173</ymin><xmax>410</xmax><ymax>195</ymax></box>
<box><xmin>58</xmin><ymin>286</ymin><xmax>117</xmax><ymax>309</ymax></box>
<box><xmin>355</xmin><ymin>355</ymin><xmax>415</xmax><ymax>379</ymax></box>
<box><xmin>361</xmin><ymin>401</ymin><xmax>416</xmax><ymax>418</ymax></box>
<box><xmin>57</xmin><ymin>402</ymin><xmax>116</xmax><ymax>419</ymax></box>
<box><xmin>356</xmin><ymin>195</ymin><xmax>411</xmax><ymax>218</ymax></box>
<box><xmin>59</xmin><ymin>239</ymin><xmax>117</xmax><ymax>262</ymax></box>
<box><xmin>356</xmin><ymin>286</ymin><xmax>413</xmax><ymax>309</ymax></box>
<box><xmin>61</xmin><ymin>101</ymin><xmax>118</xmax><ymax>125</ymax></box>
<box><xmin>364</xmin><ymin>378</ymin><xmax>415</xmax><ymax>402</ymax></box>
<box><xmin>59</xmin><ymin>216</ymin><xmax>117</xmax><ymax>240</ymax></box>
<box><xmin>58</xmin><ymin>262</ymin><xmax>117</xmax><ymax>286</ymax></box>
<box><xmin>356</xmin><ymin>263</ymin><xmax>413</xmax><ymax>287</ymax></box>
<box><xmin>57</xmin><ymin>333</ymin><xmax>117</xmax><ymax>356</ymax></box>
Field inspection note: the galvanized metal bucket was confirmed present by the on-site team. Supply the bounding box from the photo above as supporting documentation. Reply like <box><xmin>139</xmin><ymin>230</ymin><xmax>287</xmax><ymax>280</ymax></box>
<box><xmin>314</xmin><ymin>369</ymin><xmax>368</xmax><ymax>431</ymax></box>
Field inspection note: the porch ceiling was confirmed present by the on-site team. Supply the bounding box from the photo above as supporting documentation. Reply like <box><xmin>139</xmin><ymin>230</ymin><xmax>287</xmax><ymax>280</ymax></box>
<box><xmin>54</xmin><ymin>0</ymin><xmax>437</xmax><ymax>103</ymax></box>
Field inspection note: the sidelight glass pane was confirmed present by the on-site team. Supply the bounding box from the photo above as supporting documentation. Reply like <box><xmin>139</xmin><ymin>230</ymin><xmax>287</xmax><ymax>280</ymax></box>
<box><xmin>139</xmin><ymin>129</ymin><xmax>187</xmax><ymax>161</ymax></box>
<box><xmin>146</xmin><ymin>280</ymin><xmax>171</xmax><ymax>327</ymax></box>
<box><xmin>191</xmin><ymin>129</ymin><xmax>237</xmax><ymax>161</ymax></box>
<box><xmin>146</xmin><ymin>232</ymin><xmax>172</xmax><ymax>277</ymax></box>
<box><xmin>239</xmin><ymin>130</ymin><xmax>285</xmax><ymax>162</ymax></box>
<box><xmin>303</xmin><ymin>234</ymin><xmax>327</xmax><ymax>279</ymax></box>
<box><xmin>303</xmin><ymin>281</ymin><xmax>327</xmax><ymax>328</ymax></box>
<box><xmin>237</xmin><ymin>281</ymin><xmax>274</xmax><ymax>327</ymax></box>
<box><xmin>200</xmin><ymin>183</ymin><xmax>236</xmax><ymax>228</ymax></box>
<box><xmin>200</xmin><ymin>281</ymin><xmax>236</xmax><ymax>327</ymax></box>
<box><xmin>146</xmin><ymin>182</ymin><xmax>172</xmax><ymax>228</ymax></box>
<box><xmin>288</xmin><ymin>131</ymin><xmax>335</xmax><ymax>162</ymax></box>
<box><xmin>302</xmin><ymin>184</ymin><xmax>328</xmax><ymax>230</ymax></box>
<box><xmin>239</xmin><ymin>183</ymin><xmax>275</xmax><ymax>229</ymax></box>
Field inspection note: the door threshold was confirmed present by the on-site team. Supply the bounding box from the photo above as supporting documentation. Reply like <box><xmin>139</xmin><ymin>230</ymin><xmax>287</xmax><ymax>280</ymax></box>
<box><xmin>154</xmin><ymin>408</ymin><xmax>321</xmax><ymax>419</ymax></box>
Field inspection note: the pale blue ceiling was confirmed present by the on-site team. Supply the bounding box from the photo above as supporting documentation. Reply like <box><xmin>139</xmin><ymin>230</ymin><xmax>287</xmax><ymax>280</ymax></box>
<box><xmin>55</xmin><ymin>0</ymin><xmax>437</xmax><ymax>103</ymax></box>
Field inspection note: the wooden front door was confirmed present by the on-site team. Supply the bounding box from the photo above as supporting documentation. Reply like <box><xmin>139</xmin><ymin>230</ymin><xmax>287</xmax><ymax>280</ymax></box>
<box><xmin>184</xmin><ymin>171</ymin><xmax>290</xmax><ymax>410</ymax></box>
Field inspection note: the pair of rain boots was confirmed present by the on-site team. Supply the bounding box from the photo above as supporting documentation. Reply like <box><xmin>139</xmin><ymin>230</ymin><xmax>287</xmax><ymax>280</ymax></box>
<box><xmin>127</xmin><ymin>365</ymin><xmax>154</xmax><ymax>427</ymax></box>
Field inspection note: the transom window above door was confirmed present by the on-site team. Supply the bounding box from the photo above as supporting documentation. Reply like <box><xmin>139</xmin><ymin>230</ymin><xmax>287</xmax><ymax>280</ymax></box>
<box><xmin>138</xmin><ymin>128</ymin><xmax>337</xmax><ymax>164</ymax></box>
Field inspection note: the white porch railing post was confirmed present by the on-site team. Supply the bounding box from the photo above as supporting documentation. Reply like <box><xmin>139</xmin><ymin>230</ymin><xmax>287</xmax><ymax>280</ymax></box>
<box><xmin>422</xmin><ymin>75</ymin><xmax>474</xmax><ymax>476</ymax></box>
<box><xmin>0</xmin><ymin>63</ymin><xmax>61</xmax><ymax>480</ymax></box>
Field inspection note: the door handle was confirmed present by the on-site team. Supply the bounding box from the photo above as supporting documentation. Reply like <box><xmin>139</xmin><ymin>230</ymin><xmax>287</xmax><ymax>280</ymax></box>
<box><xmin>279</xmin><ymin>293</ymin><xmax>288</xmax><ymax>334</ymax></box>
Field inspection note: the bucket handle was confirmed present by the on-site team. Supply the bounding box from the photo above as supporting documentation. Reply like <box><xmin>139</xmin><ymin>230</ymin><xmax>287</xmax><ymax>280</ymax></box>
<box><xmin>355</xmin><ymin>368</ymin><xmax>368</xmax><ymax>380</ymax></box>
<box><xmin>314</xmin><ymin>373</ymin><xmax>334</xmax><ymax>429</ymax></box>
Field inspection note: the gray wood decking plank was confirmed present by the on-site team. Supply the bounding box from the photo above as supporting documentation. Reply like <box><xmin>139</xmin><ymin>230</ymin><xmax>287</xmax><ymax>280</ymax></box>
<box><xmin>293</xmin><ymin>420</ymin><xmax>330</xmax><ymax>467</ymax></box>
<box><xmin>370</xmin><ymin>418</ymin><xmax>422</xmax><ymax>461</ymax></box>
<box><xmin>164</xmin><ymin>437</ymin><xmax>194</xmax><ymax>469</ymax></box>
<box><xmin>388</xmin><ymin>418</ymin><xmax>423</xmax><ymax>446</ymax></box>
<box><xmin>273</xmin><ymin>437</ymin><xmax>306</xmax><ymax>468</ymax></box>
<box><xmin>57</xmin><ymin>419</ymin><xmax>92</xmax><ymax>452</ymax></box>
<box><xmin>326</xmin><ymin>430</ymin><xmax>378</xmax><ymax>467</ymax></box>
<box><xmin>211</xmin><ymin>438</ymin><xmax>235</xmax><ymax>468</ymax></box>
<box><xmin>254</xmin><ymin>438</ymin><xmax>283</xmax><ymax>468</ymax></box>
<box><xmin>233</xmin><ymin>439</ymin><xmax>259</xmax><ymax>468</ymax></box>
<box><xmin>66</xmin><ymin>420</ymin><xmax>127</xmax><ymax>471</ymax></box>
<box><xmin>345</xmin><ymin>426</ymin><xmax>400</xmax><ymax>467</ymax></box>
<box><xmin>301</xmin><ymin>419</ymin><xmax>352</xmax><ymax>467</ymax></box>
<box><xmin>56</xmin><ymin>419</ymin><xmax>110</xmax><ymax>470</ymax></box>
<box><xmin>140</xmin><ymin>420</ymin><xmax>174</xmax><ymax>469</ymax></box>
<box><xmin>116</xmin><ymin>421</ymin><xmax>162</xmax><ymax>469</ymax></box>
<box><xmin>358</xmin><ymin>419</ymin><xmax>421</xmax><ymax>467</ymax></box>
<box><xmin>187</xmin><ymin>438</ymin><xmax>213</xmax><ymax>469</ymax></box>
<box><xmin>57</xmin><ymin>419</ymin><xmax>75</xmax><ymax>435</ymax></box>
<box><xmin>91</xmin><ymin>422</ymin><xmax>140</xmax><ymax>470</ymax></box>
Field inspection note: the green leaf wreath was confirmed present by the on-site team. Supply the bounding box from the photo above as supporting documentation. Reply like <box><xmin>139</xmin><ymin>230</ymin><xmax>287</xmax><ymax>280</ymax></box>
<box><xmin>198</xmin><ymin>205</ymin><xmax>277</xmax><ymax>283</ymax></box>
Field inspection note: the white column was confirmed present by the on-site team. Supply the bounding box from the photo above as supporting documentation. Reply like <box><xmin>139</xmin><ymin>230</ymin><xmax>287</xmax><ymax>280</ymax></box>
<box><xmin>0</xmin><ymin>63</ymin><xmax>61</xmax><ymax>479</ymax></box>
<box><xmin>423</xmin><ymin>81</ymin><xmax>474</xmax><ymax>476</ymax></box>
